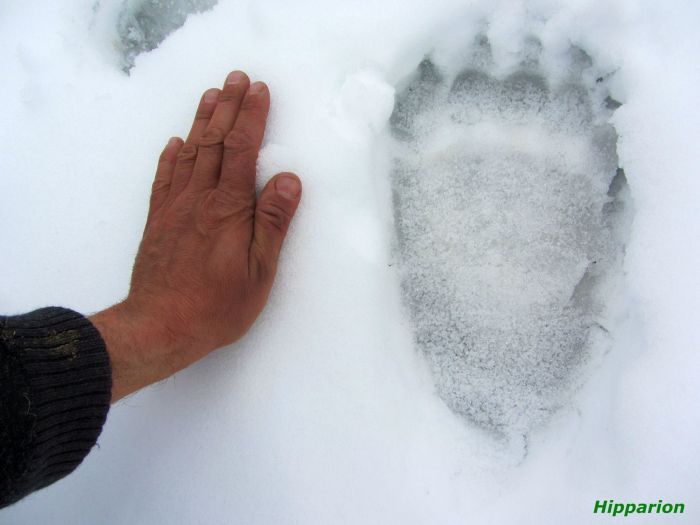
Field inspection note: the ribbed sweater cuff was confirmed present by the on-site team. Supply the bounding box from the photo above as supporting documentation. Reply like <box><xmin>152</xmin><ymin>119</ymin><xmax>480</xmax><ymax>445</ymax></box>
<box><xmin>0</xmin><ymin>307</ymin><xmax>112</xmax><ymax>507</ymax></box>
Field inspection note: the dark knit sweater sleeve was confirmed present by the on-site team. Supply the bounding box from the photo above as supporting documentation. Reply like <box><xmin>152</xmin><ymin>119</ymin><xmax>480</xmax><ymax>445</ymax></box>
<box><xmin>0</xmin><ymin>307</ymin><xmax>112</xmax><ymax>508</ymax></box>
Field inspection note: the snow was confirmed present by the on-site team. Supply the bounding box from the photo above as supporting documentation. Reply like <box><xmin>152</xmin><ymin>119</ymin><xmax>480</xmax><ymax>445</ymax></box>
<box><xmin>1</xmin><ymin>0</ymin><xmax>699</xmax><ymax>523</ymax></box>
<box><xmin>389</xmin><ymin>44</ymin><xmax>627</xmax><ymax>438</ymax></box>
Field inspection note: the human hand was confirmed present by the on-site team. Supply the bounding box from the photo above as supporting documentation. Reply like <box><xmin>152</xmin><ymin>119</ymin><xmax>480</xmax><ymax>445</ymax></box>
<box><xmin>90</xmin><ymin>71</ymin><xmax>302</xmax><ymax>402</ymax></box>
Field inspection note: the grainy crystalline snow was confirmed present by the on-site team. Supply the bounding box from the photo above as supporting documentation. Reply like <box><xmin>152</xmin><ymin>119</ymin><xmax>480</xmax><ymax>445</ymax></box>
<box><xmin>1</xmin><ymin>0</ymin><xmax>699</xmax><ymax>524</ymax></box>
<box><xmin>390</xmin><ymin>38</ymin><xmax>630</xmax><ymax>437</ymax></box>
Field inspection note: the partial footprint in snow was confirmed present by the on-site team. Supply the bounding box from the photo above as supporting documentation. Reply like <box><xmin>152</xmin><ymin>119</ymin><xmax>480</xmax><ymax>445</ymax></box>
<box><xmin>116</xmin><ymin>0</ymin><xmax>217</xmax><ymax>72</ymax></box>
<box><xmin>390</xmin><ymin>36</ymin><xmax>630</xmax><ymax>438</ymax></box>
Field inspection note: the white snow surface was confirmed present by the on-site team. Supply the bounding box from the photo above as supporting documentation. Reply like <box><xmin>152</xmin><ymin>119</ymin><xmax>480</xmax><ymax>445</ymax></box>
<box><xmin>1</xmin><ymin>0</ymin><xmax>699</xmax><ymax>523</ymax></box>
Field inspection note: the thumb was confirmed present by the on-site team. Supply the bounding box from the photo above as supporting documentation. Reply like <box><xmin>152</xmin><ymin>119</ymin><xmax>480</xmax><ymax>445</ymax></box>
<box><xmin>250</xmin><ymin>172</ymin><xmax>302</xmax><ymax>281</ymax></box>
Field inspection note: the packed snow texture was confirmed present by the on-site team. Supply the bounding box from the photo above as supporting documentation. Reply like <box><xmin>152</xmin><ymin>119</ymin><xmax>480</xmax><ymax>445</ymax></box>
<box><xmin>390</xmin><ymin>41</ymin><xmax>630</xmax><ymax>438</ymax></box>
<box><xmin>1</xmin><ymin>0</ymin><xmax>699</xmax><ymax>524</ymax></box>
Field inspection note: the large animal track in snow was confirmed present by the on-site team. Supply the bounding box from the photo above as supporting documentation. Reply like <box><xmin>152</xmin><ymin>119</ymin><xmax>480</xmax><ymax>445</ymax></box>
<box><xmin>390</xmin><ymin>37</ymin><xmax>631</xmax><ymax>437</ymax></box>
<box><xmin>114</xmin><ymin>0</ymin><xmax>217</xmax><ymax>72</ymax></box>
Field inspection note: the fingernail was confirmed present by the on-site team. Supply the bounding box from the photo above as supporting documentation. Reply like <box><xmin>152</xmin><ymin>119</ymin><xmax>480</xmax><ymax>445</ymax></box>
<box><xmin>203</xmin><ymin>88</ymin><xmax>219</xmax><ymax>103</ymax></box>
<box><xmin>226</xmin><ymin>71</ymin><xmax>246</xmax><ymax>85</ymax></box>
<box><xmin>167</xmin><ymin>137</ymin><xmax>180</xmax><ymax>147</ymax></box>
<box><xmin>275</xmin><ymin>175</ymin><xmax>301</xmax><ymax>200</ymax></box>
<box><xmin>249</xmin><ymin>81</ymin><xmax>267</xmax><ymax>94</ymax></box>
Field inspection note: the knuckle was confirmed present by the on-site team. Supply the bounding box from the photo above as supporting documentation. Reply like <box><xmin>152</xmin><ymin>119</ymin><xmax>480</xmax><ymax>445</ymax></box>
<box><xmin>257</xmin><ymin>201</ymin><xmax>291</xmax><ymax>233</ymax></box>
<box><xmin>151</xmin><ymin>179</ymin><xmax>170</xmax><ymax>195</ymax></box>
<box><xmin>198</xmin><ymin>126</ymin><xmax>227</xmax><ymax>148</ymax></box>
<box><xmin>177</xmin><ymin>143</ymin><xmax>198</xmax><ymax>164</ymax></box>
<box><xmin>218</xmin><ymin>88</ymin><xmax>244</xmax><ymax>103</ymax></box>
<box><xmin>224</xmin><ymin>127</ymin><xmax>257</xmax><ymax>151</ymax></box>
<box><xmin>194</xmin><ymin>108</ymin><xmax>213</xmax><ymax>120</ymax></box>
<box><xmin>158</xmin><ymin>150</ymin><xmax>172</xmax><ymax>163</ymax></box>
<box><xmin>241</xmin><ymin>93</ymin><xmax>266</xmax><ymax>112</ymax></box>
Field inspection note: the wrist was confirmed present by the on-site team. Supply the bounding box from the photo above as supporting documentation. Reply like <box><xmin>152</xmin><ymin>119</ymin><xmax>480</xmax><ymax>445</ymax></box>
<box><xmin>90</xmin><ymin>300</ymin><xmax>180</xmax><ymax>403</ymax></box>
